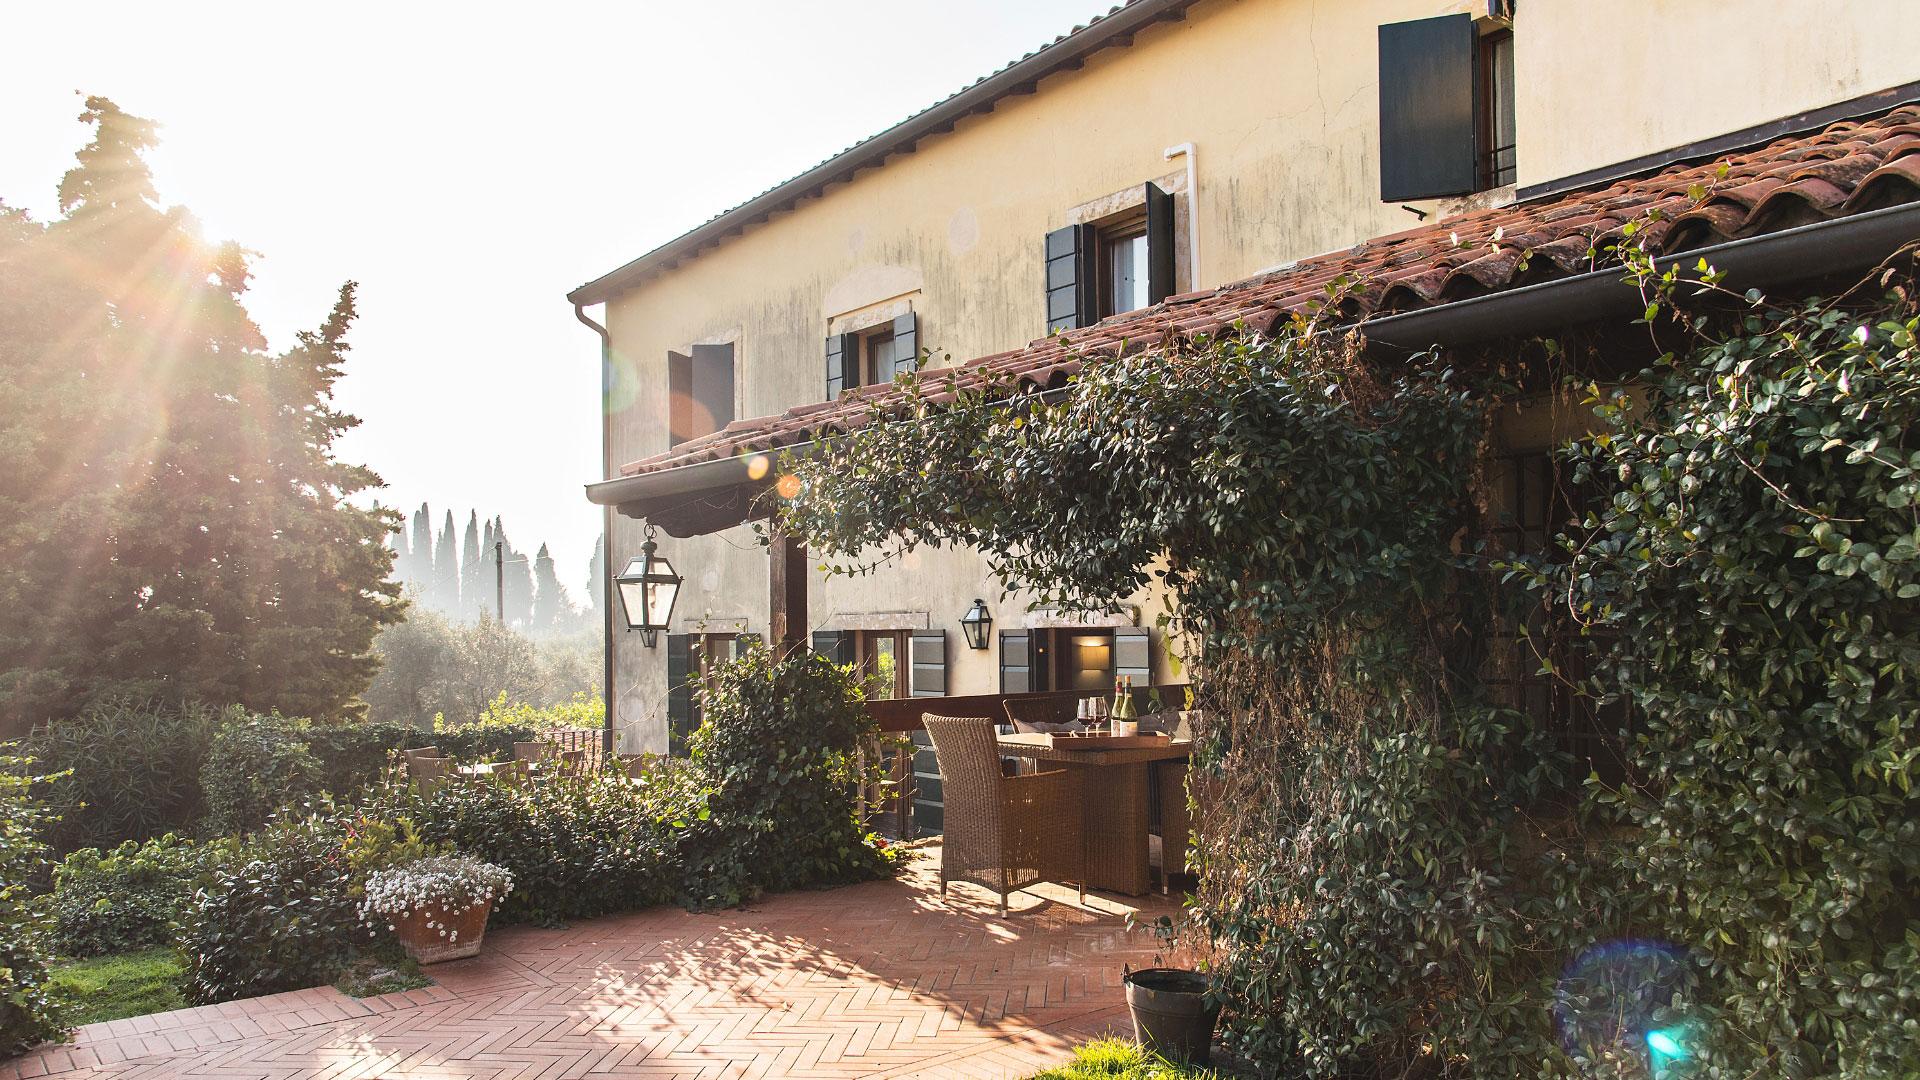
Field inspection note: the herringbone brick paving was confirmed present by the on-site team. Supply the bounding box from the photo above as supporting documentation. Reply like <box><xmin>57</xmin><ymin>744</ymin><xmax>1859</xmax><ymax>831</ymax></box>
<box><xmin>7</xmin><ymin>848</ymin><xmax>1177</xmax><ymax>1079</ymax></box>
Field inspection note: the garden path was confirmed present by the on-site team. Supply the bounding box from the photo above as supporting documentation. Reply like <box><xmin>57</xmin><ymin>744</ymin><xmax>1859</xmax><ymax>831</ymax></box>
<box><xmin>5</xmin><ymin>848</ymin><xmax>1179</xmax><ymax>1079</ymax></box>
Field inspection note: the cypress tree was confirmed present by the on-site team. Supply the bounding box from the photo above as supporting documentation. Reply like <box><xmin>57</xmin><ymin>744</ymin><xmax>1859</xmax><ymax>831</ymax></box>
<box><xmin>433</xmin><ymin>509</ymin><xmax>459</xmax><ymax>614</ymax></box>
<box><xmin>532</xmin><ymin>543</ymin><xmax>568</xmax><ymax>633</ymax></box>
<box><xmin>409</xmin><ymin>503</ymin><xmax>432</xmax><ymax>600</ymax></box>
<box><xmin>460</xmin><ymin>510</ymin><xmax>482</xmax><ymax>619</ymax></box>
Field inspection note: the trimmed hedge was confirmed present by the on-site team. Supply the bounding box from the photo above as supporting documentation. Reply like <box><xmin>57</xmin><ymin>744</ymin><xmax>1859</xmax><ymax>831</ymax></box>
<box><xmin>9</xmin><ymin>699</ymin><xmax>216</xmax><ymax>855</ymax></box>
<box><xmin>200</xmin><ymin>713</ymin><xmax>542</xmax><ymax>836</ymax></box>
<box><xmin>0</xmin><ymin>758</ymin><xmax>66</xmax><ymax>1056</ymax></box>
<box><xmin>51</xmin><ymin>835</ymin><xmax>208</xmax><ymax>958</ymax></box>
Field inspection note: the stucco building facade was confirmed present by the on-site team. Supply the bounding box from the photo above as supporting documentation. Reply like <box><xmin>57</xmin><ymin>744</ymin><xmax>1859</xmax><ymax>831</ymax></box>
<box><xmin>571</xmin><ymin>0</ymin><xmax>1920</xmax><ymax>757</ymax></box>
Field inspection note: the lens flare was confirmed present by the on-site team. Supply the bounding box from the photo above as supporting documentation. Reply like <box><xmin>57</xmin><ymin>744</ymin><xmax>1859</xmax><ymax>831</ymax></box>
<box><xmin>745</xmin><ymin>453</ymin><xmax>771</xmax><ymax>481</ymax></box>
<box><xmin>775</xmin><ymin>473</ymin><xmax>802</xmax><ymax>500</ymax></box>
<box><xmin>1553</xmin><ymin>940</ymin><xmax>1696</xmax><ymax>1071</ymax></box>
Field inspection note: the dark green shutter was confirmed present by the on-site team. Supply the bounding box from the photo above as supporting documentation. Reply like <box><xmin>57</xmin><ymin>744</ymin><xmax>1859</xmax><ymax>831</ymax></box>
<box><xmin>1045</xmin><ymin>224</ymin><xmax>1096</xmax><ymax>332</ymax></box>
<box><xmin>667</xmin><ymin>350</ymin><xmax>692</xmax><ymax>446</ymax></box>
<box><xmin>666</xmin><ymin>633</ymin><xmax>693</xmax><ymax>757</ymax></box>
<box><xmin>1378</xmin><ymin>14</ymin><xmax>1479</xmax><ymax>201</ymax></box>
<box><xmin>909</xmin><ymin>630</ymin><xmax>946</xmax><ymax>697</ymax></box>
<box><xmin>999</xmin><ymin>630</ymin><xmax>1033</xmax><ymax>694</ymax></box>
<box><xmin>890</xmin><ymin>312</ymin><xmax>919</xmax><ymax>378</ymax></box>
<box><xmin>811</xmin><ymin>629</ymin><xmax>852</xmax><ymax>665</ymax></box>
<box><xmin>1114</xmin><ymin>627</ymin><xmax>1152</xmax><ymax>683</ymax></box>
<box><xmin>690</xmin><ymin>342</ymin><xmax>734</xmax><ymax>435</ymax></box>
<box><xmin>1145</xmin><ymin>182</ymin><xmax>1176</xmax><ymax>305</ymax></box>
<box><xmin>825</xmin><ymin>333</ymin><xmax>857</xmax><ymax>400</ymax></box>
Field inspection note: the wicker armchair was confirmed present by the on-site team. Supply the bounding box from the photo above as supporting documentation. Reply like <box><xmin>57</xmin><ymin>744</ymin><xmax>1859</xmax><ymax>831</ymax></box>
<box><xmin>923</xmin><ymin>714</ymin><xmax>1086</xmax><ymax>915</ymax></box>
<box><xmin>513</xmin><ymin>741</ymin><xmax>553</xmax><ymax>761</ymax></box>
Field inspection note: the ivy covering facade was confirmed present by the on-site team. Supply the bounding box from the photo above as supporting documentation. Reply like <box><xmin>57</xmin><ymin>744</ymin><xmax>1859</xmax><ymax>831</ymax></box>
<box><xmin>775</xmin><ymin>261</ymin><xmax>1920</xmax><ymax>1077</ymax></box>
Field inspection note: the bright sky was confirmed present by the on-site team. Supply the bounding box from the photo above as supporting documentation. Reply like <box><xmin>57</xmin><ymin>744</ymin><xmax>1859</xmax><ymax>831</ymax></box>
<box><xmin>0</xmin><ymin>0</ymin><xmax>1111</xmax><ymax>596</ymax></box>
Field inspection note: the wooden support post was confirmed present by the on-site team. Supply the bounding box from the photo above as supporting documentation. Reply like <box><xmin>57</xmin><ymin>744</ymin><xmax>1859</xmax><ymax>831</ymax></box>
<box><xmin>769</xmin><ymin>530</ymin><xmax>809</xmax><ymax>657</ymax></box>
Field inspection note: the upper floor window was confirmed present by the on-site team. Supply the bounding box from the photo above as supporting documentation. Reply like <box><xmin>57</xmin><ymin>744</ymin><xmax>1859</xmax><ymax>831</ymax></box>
<box><xmin>825</xmin><ymin>312</ymin><xmax>917</xmax><ymax>401</ymax></box>
<box><xmin>667</xmin><ymin>342</ymin><xmax>734</xmax><ymax>447</ymax></box>
<box><xmin>1378</xmin><ymin>13</ymin><xmax>1517</xmax><ymax>201</ymax></box>
<box><xmin>1098</xmin><ymin>216</ymin><xmax>1151</xmax><ymax>319</ymax></box>
<box><xmin>1045</xmin><ymin>182</ymin><xmax>1177</xmax><ymax>332</ymax></box>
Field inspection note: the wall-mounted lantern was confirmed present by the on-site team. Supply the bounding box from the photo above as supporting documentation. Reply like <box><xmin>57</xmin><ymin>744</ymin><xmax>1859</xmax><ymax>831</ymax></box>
<box><xmin>615</xmin><ymin>526</ymin><xmax>682</xmax><ymax>649</ymax></box>
<box><xmin>959</xmin><ymin>598</ymin><xmax>993</xmax><ymax>650</ymax></box>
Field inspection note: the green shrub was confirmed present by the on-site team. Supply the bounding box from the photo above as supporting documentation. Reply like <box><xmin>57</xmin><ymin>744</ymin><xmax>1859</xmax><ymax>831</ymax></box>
<box><xmin>0</xmin><ymin>757</ymin><xmax>68</xmax><ymax>1055</ymax></box>
<box><xmin>685</xmin><ymin>643</ymin><xmax>896</xmax><ymax>907</ymax></box>
<box><xmin>9</xmin><ymin>699</ymin><xmax>215</xmax><ymax>854</ymax></box>
<box><xmin>199</xmin><ymin>712</ymin><xmax>541</xmax><ymax>831</ymax></box>
<box><xmin>178</xmin><ymin>813</ymin><xmax>370</xmax><ymax>1005</ymax></box>
<box><xmin>1540</xmin><ymin>285</ymin><xmax>1920</xmax><ymax>1075</ymax></box>
<box><xmin>51</xmin><ymin>835</ymin><xmax>207</xmax><ymax>958</ymax></box>
<box><xmin>389</xmin><ymin>767</ymin><xmax>701</xmax><ymax>925</ymax></box>
<box><xmin>201</xmin><ymin>713</ymin><xmax>324</xmax><ymax>836</ymax></box>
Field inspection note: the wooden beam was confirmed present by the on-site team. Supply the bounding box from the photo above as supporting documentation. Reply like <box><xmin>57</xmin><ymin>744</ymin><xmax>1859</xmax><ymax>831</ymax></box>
<box><xmin>769</xmin><ymin>530</ymin><xmax>809</xmax><ymax>657</ymax></box>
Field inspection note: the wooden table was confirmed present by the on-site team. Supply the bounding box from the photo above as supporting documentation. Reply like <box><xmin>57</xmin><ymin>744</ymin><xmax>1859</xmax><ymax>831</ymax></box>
<box><xmin>995</xmin><ymin>734</ymin><xmax>1192</xmax><ymax>896</ymax></box>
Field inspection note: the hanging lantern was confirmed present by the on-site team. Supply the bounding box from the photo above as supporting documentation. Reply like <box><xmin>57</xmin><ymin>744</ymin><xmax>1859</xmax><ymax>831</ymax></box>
<box><xmin>615</xmin><ymin>526</ymin><xmax>682</xmax><ymax>648</ymax></box>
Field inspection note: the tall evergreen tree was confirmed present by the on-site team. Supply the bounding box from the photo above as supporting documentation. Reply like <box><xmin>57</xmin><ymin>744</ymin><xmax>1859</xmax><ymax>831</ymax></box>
<box><xmin>495</xmin><ymin>517</ymin><xmax>533</xmax><ymax>628</ymax></box>
<box><xmin>0</xmin><ymin>98</ymin><xmax>402</xmax><ymax>730</ymax></box>
<box><xmin>532</xmin><ymin>543</ymin><xmax>568</xmax><ymax>633</ymax></box>
<box><xmin>433</xmin><ymin>508</ymin><xmax>459</xmax><ymax>614</ymax></box>
<box><xmin>409</xmin><ymin>503</ymin><xmax>432</xmax><ymax>599</ymax></box>
<box><xmin>460</xmin><ymin>510</ymin><xmax>482</xmax><ymax>618</ymax></box>
<box><xmin>585</xmin><ymin>535</ymin><xmax>606</xmax><ymax>627</ymax></box>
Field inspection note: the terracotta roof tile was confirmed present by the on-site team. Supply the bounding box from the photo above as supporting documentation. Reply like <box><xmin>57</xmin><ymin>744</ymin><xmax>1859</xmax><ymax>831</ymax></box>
<box><xmin>619</xmin><ymin>104</ymin><xmax>1920</xmax><ymax>478</ymax></box>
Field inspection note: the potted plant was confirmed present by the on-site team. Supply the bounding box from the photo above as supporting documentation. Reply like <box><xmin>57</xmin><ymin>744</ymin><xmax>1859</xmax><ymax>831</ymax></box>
<box><xmin>361</xmin><ymin>855</ymin><xmax>513</xmax><ymax>963</ymax></box>
<box><xmin>1123</xmin><ymin>914</ymin><xmax>1220</xmax><ymax>1064</ymax></box>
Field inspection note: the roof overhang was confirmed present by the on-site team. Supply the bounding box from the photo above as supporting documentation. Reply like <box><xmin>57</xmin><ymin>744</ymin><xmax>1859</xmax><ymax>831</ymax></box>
<box><xmin>584</xmin><ymin>200</ymin><xmax>1920</xmax><ymax>536</ymax></box>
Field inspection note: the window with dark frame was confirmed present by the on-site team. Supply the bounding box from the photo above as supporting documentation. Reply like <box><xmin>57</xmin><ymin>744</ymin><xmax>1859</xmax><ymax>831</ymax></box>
<box><xmin>862</xmin><ymin>329</ymin><xmax>899</xmax><ymax>387</ymax></box>
<box><xmin>1486</xmin><ymin>450</ymin><xmax>1629</xmax><ymax>783</ymax></box>
<box><xmin>854</xmin><ymin>629</ymin><xmax>909</xmax><ymax>699</ymax></box>
<box><xmin>1479</xmin><ymin>28</ymin><xmax>1517</xmax><ymax>189</ymax></box>
<box><xmin>1096</xmin><ymin>215</ymin><xmax>1151</xmax><ymax>319</ymax></box>
<box><xmin>1376</xmin><ymin>14</ymin><xmax>1517</xmax><ymax>202</ymax></box>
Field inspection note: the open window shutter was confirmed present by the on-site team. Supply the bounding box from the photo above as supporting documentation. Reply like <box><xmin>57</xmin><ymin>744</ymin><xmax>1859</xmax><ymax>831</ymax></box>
<box><xmin>999</xmin><ymin>630</ymin><xmax>1033</xmax><ymax>694</ymax></box>
<box><xmin>1145</xmin><ymin>182</ymin><xmax>1176</xmax><ymax>304</ymax></box>
<box><xmin>811</xmin><ymin>629</ymin><xmax>852</xmax><ymax>665</ymax></box>
<box><xmin>890</xmin><ymin>312</ymin><xmax>919</xmax><ymax>378</ymax></box>
<box><xmin>909</xmin><ymin>630</ymin><xmax>946</xmax><ymax>698</ymax></box>
<box><xmin>825</xmin><ymin>333</ymin><xmax>857</xmax><ymax>400</ymax></box>
<box><xmin>690</xmin><ymin>342</ymin><xmax>735</xmax><ymax>436</ymax></box>
<box><xmin>667</xmin><ymin>350</ymin><xmax>693</xmax><ymax>446</ymax></box>
<box><xmin>666</xmin><ymin>633</ymin><xmax>693</xmax><ymax>756</ymax></box>
<box><xmin>1378</xmin><ymin>14</ymin><xmax>1478</xmax><ymax>202</ymax></box>
<box><xmin>1045</xmin><ymin>224</ymin><xmax>1096</xmax><ymax>332</ymax></box>
<box><xmin>1114</xmin><ymin>627</ymin><xmax>1152</xmax><ymax>683</ymax></box>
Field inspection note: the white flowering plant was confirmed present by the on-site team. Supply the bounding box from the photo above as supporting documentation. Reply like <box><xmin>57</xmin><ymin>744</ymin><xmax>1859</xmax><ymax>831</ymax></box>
<box><xmin>360</xmin><ymin>855</ymin><xmax>513</xmax><ymax>942</ymax></box>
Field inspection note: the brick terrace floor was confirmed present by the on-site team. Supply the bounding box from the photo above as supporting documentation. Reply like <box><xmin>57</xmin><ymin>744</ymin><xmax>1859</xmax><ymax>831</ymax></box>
<box><xmin>6</xmin><ymin>847</ymin><xmax>1180</xmax><ymax>1079</ymax></box>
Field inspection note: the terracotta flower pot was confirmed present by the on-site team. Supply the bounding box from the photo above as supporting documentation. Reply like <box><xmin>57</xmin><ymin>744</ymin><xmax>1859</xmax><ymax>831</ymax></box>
<box><xmin>390</xmin><ymin>899</ymin><xmax>493</xmax><ymax>964</ymax></box>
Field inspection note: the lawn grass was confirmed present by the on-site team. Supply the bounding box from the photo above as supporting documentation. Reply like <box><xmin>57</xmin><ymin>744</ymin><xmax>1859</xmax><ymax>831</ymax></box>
<box><xmin>1028</xmin><ymin>1038</ymin><xmax>1228</xmax><ymax>1079</ymax></box>
<box><xmin>48</xmin><ymin>948</ymin><xmax>187</xmax><ymax>1026</ymax></box>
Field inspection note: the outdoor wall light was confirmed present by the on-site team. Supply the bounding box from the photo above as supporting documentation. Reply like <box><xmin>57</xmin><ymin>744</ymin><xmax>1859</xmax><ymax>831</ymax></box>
<box><xmin>615</xmin><ymin>525</ymin><xmax>682</xmax><ymax>649</ymax></box>
<box><xmin>959</xmin><ymin>598</ymin><xmax>993</xmax><ymax>650</ymax></box>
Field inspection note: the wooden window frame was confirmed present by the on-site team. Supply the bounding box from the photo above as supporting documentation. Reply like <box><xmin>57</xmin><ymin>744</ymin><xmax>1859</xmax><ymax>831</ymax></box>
<box><xmin>1476</xmin><ymin>28</ymin><xmax>1517</xmax><ymax>190</ymax></box>
<box><xmin>853</xmin><ymin>629</ymin><xmax>910</xmax><ymax>700</ymax></box>
<box><xmin>861</xmin><ymin>328</ymin><xmax>897</xmax><ymax>388</ymax></box>
<box><xmin>1094</xmin><ymin>213</ymin><xmax>1150</xmax><ymax>319</ymax></box>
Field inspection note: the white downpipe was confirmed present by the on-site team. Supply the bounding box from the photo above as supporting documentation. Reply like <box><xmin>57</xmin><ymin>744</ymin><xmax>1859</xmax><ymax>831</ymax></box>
<box><xmin>1163</xmin><ymin>142</ymin><xmax>1199</xmax><ymax>290</ymax></box>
